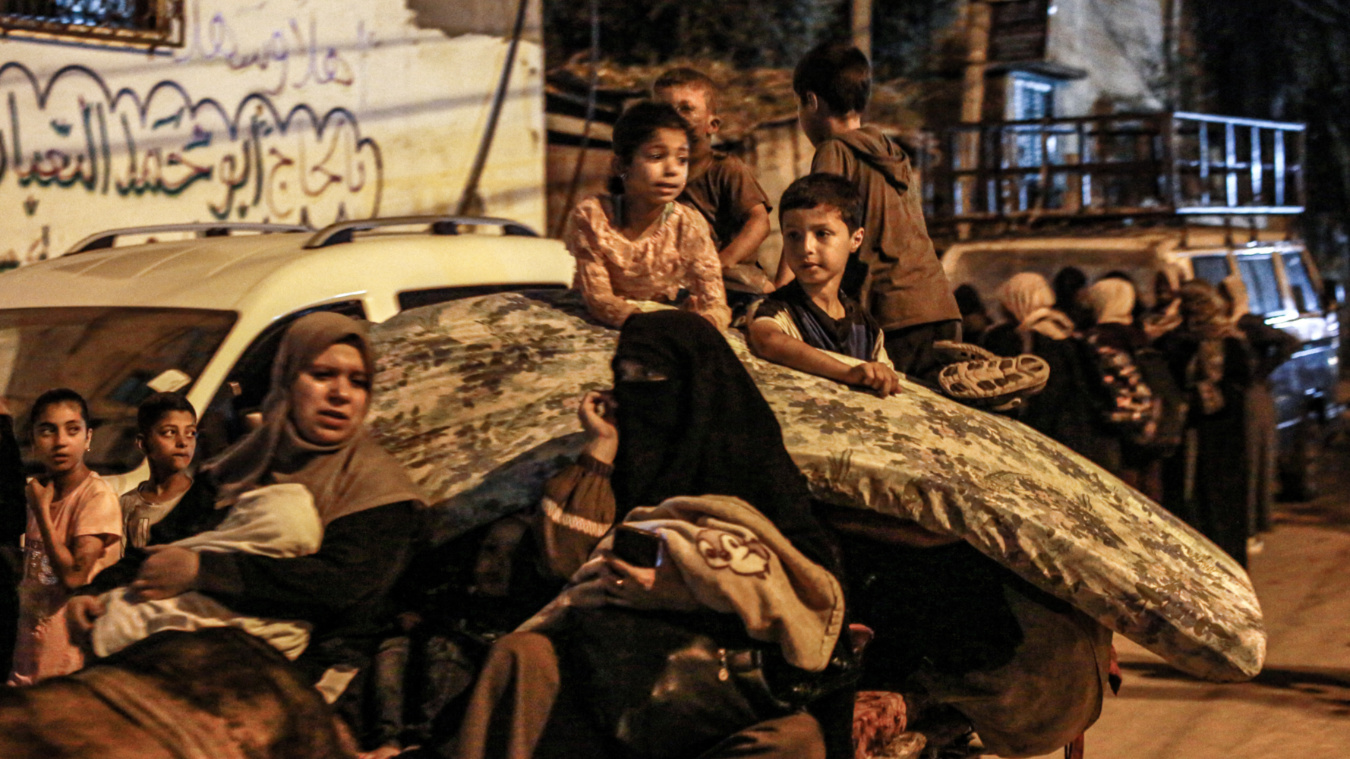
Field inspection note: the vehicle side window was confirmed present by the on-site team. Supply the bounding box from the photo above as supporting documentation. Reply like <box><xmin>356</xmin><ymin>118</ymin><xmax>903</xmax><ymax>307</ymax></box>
<box><xmin>1281</xmin><ymin>252</ymin><xmax>1318</xmax><ymax>313</ymax></box>
<box><xmin>1237</xmin><ymin>255</ymin><xmax>1283</xmax><ymax>315</ymax></box>
<box><xmin>398</xmin><ymin>284</ymin><xmax>567</xmax><ymax>312</ymax></box>
<box><xmin>196</xmin><ymin>300</ymin><xmax>367</xmax><ymax>460</ymax></box>
<box><xmin>1190</xmin><ymin>255</ymin><xmax>1230</xmax><ymax>286</ymax></box>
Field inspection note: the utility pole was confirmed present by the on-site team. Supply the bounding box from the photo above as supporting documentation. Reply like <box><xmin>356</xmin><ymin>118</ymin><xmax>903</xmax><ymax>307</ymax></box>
<box><xmin>961</xmin><ymin>0</ymin><xmax>992</xmax><ymax>123</ymax></box>
<box><xmin>852</xmin><ymin>0</ymin><xmax>872</xmax><ymax>60</ymax></box>
<box><xmin>956</xmin><ymin>1</ymin><xmax>992</xmax><ymax>239</ymax></box>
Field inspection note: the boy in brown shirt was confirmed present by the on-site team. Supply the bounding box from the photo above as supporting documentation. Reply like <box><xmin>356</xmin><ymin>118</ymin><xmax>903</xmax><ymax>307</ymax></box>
<box><xmin>787</xmin><ymin>42</ymin><xmax>962</xmax><ymax>379</ymax></box>
<box><xmin>782</xmin><ymin>43</ymin><xmax>1048</xmax><ymax>408</ymax></box>
<box><xmin>653</xmin><ymin>68</ymin><xmax>773</xmax><ymax>306</ymax></box>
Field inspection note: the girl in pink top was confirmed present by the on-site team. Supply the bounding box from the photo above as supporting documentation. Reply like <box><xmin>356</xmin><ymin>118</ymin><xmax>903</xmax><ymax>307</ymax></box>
<box><xmin>565</xmin><ymin>101</ymin><xmax>731</xmax><ymax>330</ymax></box>
<box><xmin>9</xmin><ymin>389</ymin><xmax>121</xmax><ymax>684</ymax></box>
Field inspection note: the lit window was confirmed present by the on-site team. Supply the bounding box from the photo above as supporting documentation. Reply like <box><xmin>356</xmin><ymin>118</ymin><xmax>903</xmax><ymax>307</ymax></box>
<box><xmin>1012</xmin><ymin>75</ymin><xmax>1054</xmax><ymax>121</ymax></box>
<box><xmin>1009</xmin><ymin>75</ymin><xmax>1055</xmax><ymax>168</ymax></box>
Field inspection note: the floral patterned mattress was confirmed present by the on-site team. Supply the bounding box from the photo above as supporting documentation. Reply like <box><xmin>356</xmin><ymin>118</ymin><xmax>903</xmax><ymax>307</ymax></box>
<box><xmin>367</xmin><ymin>290</ymin><xmax>1265</xmax><ymax>683</ymax></box>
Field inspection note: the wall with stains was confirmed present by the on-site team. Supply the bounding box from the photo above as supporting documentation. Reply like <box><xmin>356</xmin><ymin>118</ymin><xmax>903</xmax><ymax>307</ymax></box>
<box><xmin>1048</xmin><ymin>0</ymin><xmax>1167</xmax><ymax>115</ymax></box>
<box><xmin>0</xmin><ymin>0</ymin><xmax>545</xmax><ymax>265</ymax></box>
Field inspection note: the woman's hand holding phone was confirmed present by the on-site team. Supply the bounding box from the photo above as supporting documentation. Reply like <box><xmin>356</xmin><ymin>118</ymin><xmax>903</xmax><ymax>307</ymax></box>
<box><xmin>602</xmin><ymin>529</ymin><xmax>700</xmax><ymax>611</ymax></box>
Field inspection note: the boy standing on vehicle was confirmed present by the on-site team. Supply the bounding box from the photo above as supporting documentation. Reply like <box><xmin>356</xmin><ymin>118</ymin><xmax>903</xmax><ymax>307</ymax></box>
<box><xmin>787</xmin><ymin>42</ymin><xmax>961</xmax><ymax>380</ymax></box>
<box><xmin>653</xmin><ymin>68</ymin><xmax>774</xmax><ymax>304</ymax></box>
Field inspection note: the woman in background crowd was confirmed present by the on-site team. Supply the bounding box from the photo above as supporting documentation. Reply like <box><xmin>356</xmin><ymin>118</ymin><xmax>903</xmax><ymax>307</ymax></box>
<box><xmin>1159</xmin><ymin>281</ymin><xmax>1254</xmax><ymax>567</ymax></box>
<box><xmin>1053</xmin><ymin>267</ymin><xmax>1093</xmax><ymax>330</ymax></box>
<box><xmin>1219</xmin><ymin>275</ymin><xmax>1299</xmax><ymax>540</ymax></box>
<box><xmin>953</xmin><ymin>284</ymin><xmax>993</xmax><ymax>347</ymax></box>
<box><xmin>982</xmin><ymin>273</ymin><xmax>1103</xmax><ymax>462</ymax></box>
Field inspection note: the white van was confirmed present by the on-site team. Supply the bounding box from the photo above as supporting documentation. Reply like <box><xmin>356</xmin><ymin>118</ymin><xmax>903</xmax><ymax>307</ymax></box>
<box><xmin>0</xmin><ymin>218</ymin><xmax>575</xmax><ymax>494</ymax></box>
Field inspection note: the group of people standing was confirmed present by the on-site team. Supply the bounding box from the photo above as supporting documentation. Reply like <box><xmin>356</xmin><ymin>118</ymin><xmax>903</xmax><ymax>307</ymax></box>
<box><xmin>973</xmin><ymin>267</ymin><xmax>1297</xmax><ymax>568</ymax></box>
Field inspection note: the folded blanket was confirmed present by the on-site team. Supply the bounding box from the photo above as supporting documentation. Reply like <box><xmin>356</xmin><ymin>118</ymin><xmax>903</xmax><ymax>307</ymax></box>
<box><xmin>92</xmin><ymin>484</ymin><xmax>321</xmax><ymax>660</ymax></box>
<box><xmin>523</xmin><ymin>494</ymin><xmax>844</xmax><ymax>672</ymax></box>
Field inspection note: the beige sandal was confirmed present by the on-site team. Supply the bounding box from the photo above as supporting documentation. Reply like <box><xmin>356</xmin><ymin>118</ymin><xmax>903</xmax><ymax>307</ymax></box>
<box><xmin>935</xmin><ymin>345</ymin><xmax>1050</xmax><ymax>411</ymax></box>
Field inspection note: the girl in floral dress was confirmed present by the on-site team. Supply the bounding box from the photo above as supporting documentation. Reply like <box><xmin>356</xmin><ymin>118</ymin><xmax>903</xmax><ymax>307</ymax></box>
<box><xmin>565</xmin><ymin>100</ymin><xmax>731</xmax><ymax>331</ymax></box>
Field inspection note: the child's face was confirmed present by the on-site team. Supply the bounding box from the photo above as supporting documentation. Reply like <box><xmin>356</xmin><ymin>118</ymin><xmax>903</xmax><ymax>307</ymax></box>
<box><xmin>781</xmin><ymin>205</ymin><xmax>864</xmax><ymax>289</ymax></box>
<box><xmin>620</xmin><ymin>128</ymin><xmax>689</xmax><ymax>206</ymax></box>
<box><xmin>654</xmin><ymin>85</ymin><xmax>717</xmax><ymax>141</ymax></box>
<box><xmin>140</xmin><ymin>410</ymin><xmax>197</xmax><ymax>474</ymax></box>
<box><xmin>472</xmin><ymin>518</ymin><xmax>527</xmax><ymax>597</ymax></box>
<box><xmin>32</xmin><ymin>402</ymin><xmax>91</xmax><ymax>475</ymax></box>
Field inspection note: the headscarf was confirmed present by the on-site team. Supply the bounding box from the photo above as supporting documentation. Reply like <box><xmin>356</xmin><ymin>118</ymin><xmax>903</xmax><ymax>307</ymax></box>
<box><xmin>1178</xmin><ymin>280</ymin><xmax>1241</xmax><ymax>339</ymax></box>
<box><xmin>997</xmin><ymin>273</ymin><xmax>1075</xmax><ymax>340</ymax></box>
<box><xmin>1083</xmin><ymin>278</ymin><xmax>1136</xmax><ymax>326</ymax></box>
<box><xmin>205</xmin><ymin>312</ymin><xmax>424</xmax><ymax>525</ymax></box>
<box><xmin>609</xmin><ymin>310</ymin><xmax>835</xmax><ymax>569</ymax></box>
<box><xmin>1175</xmin><ymin>280</ymin><xmax>1241</xmax><ymax>414</ymax></box>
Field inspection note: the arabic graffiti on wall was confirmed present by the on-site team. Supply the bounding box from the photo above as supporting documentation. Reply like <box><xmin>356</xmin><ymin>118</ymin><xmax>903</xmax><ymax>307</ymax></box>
<box><xmin>173</xmin><ymin>1</ymin><xmax>369</xmax><ymax>95</ymax></box>
<box><xmin>0</xmin><ymin>62</ymin><xmax>382</xmax><ymax>263</ymax></box>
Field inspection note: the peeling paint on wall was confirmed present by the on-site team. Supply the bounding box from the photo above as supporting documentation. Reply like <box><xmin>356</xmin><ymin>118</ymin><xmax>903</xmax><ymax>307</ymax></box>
<box><xmin>404</xmin><ymin>0</ymin><xmax>543</xmax><ymax>42</ymax></box>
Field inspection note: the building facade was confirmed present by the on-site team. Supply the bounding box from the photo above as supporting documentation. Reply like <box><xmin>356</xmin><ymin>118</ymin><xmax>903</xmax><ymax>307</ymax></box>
<box><xmin>0</xmin><ymin>0</ymin><xmax>547</xmax><ymax>266</ymax></box>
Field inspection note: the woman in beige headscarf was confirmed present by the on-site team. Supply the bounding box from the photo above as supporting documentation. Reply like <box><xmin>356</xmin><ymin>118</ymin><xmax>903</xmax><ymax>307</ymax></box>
<box><xmin>1083</xmin><ymin>277</ymin><xmax>1143</xmax><ymax>339</ymax></box>
<box><xmin>984</xmin><ymin>274</ymin><xmax>1112</xmax><ymax>468</ymax></box>
<box><xmin>1158</xmin><ymin>281</ymin><xmax>1253</xmax><ymax>567</ymax></box>
<box><xmin>1218</xmin><ymin>275</ymin><xmax>1298</xmax><ymax>539</ymax></box>
<box><xmin>72</xmin><ymin>312</ymin><xmax>425</xmax><ymax>719</ymax></box>
<box><xmin>1081</xmin><ymin>276</ymin><xmax>1167</xmax><ymax>491</ymax></box>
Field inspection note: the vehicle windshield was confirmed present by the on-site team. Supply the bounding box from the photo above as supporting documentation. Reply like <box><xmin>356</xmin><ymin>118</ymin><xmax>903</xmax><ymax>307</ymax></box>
<box><xmin>0</xmin><ymin>307</ymin><xmax>236</xmax><ymax>474</ymax></box>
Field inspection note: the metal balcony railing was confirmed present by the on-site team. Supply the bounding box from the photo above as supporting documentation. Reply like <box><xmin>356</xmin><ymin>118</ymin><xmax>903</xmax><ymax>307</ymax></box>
<box><xmin>926</xmin><ymin>112</ymin><xmax>1306</xmax><ymax>222</ymax></box>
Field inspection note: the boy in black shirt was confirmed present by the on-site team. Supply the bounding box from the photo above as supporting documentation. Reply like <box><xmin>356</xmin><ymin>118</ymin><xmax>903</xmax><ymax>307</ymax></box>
<box><xmin>749</xmin><ymin>174</ymin><xmax>900</xmax><ymax>396</ymax></box>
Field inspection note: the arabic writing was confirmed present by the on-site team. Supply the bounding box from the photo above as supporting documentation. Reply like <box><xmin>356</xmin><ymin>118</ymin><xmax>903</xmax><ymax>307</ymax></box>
<box><xmin>174</xmin><ymin>0</ymin><xmax>369</xmax><ymax>95</ymax></box>
<box><xmin>0</xmin><ymin>62</ymin><xmax>382</xmax><ymax>239</ymax></box>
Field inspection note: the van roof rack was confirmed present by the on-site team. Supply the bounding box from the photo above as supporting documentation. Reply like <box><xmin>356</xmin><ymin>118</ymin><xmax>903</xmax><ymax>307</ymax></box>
<box><xmin>67</xmin><ymin>223</ymin><xmax>311</xmax><ymax>255</ymax></box>
<box><xmin>305</xmin><ymin>216</ymin><xmax>539</xmax><ymax>249</ymax></box>
<box><xmin>926</xmin><ymin>111</ymin><xmax>1306</xmax><ymax>226</ymax></box>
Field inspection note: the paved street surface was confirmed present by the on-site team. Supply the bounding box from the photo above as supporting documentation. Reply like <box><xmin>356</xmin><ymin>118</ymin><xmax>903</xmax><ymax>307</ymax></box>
<box><xmin>1029</xmin><ymin>438</ymin><xmax>1350</xmax><ymax>758</ymax></box>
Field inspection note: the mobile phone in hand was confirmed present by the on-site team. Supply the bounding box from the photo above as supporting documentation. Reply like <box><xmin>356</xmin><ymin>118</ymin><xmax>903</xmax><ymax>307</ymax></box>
<box><xmin>611</xmin><ymin>525</ymin><xmax>662</xmax><ymax>568</ymax></box>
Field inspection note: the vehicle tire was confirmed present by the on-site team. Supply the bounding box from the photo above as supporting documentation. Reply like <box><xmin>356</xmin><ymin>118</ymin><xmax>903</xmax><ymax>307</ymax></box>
<box><xmin>1281</xmin><ymin>411</ymin><xmax>1324</xmax><ymax>502</ymax></box>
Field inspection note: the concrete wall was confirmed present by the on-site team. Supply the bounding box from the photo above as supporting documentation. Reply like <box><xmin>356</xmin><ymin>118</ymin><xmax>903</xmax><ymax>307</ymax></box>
<box><xmin>0</xmin><ymin>0</ymin><xmax>546</xmax><ymax>266</ymax></box>
<box><xmin>746</xmin><ymin>121</ymin><xmax>816</xmax><ymax>278</ymax></box>
<box><xmin>1047</xmin><ymin>0</ymin><xmax>1166</xmax><ymax>115</ymax></box>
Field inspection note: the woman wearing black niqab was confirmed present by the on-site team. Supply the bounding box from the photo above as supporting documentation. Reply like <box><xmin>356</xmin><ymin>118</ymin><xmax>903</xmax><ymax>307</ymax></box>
<box><xmin>454</xmin><ymin>310</ymin><xmax>846</xmax><ymax>759</ymax></box>
<box><xmin>609</xmin><ymin>310</ymin><xmax>835</xmax><ymax>569</ymax></box>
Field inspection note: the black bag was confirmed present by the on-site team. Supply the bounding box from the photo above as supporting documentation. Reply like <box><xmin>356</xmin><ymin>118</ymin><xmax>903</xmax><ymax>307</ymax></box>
<box><xmin>562</xmin><ymin>607</ymin><xmax>858</xmax><ymax>759</ymax></box>
<box><xmin>1130</xmin><ymin>347</ymin><xmax>1190</xmax><ymax>454</ymax></box>
<box><xmin>1081</xmin><ymin>331</ymin><xmax>1159</xmax><ymax>446</ymax></box>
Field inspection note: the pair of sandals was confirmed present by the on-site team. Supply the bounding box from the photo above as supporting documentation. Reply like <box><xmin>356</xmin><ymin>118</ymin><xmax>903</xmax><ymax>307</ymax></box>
<box><xmin>932</xmin><ymin>341</ymin><xmax>1050</xmax><ymax>412</ymax></box>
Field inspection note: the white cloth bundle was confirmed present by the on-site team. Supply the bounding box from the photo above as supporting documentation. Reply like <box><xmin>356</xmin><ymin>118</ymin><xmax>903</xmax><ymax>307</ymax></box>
<box><xmin>92</xmin><ymin>483</ymin><xmax>322</xmax><ymax>660</ymax></box>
